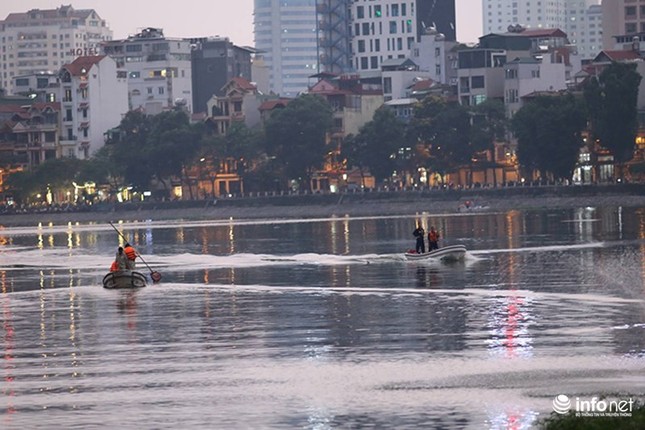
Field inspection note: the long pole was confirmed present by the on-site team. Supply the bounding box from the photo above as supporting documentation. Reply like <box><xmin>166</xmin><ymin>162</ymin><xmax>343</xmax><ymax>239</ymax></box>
<box><xmin>108</xmin><ymin>222</ymin><xmax>162</xmax><ymax>283</ymax></box>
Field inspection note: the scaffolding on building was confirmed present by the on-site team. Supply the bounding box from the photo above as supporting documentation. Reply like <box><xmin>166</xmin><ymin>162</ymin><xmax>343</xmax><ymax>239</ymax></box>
<box><xmin>316</xmin><ymin>0</ymin><xmax>353</xmax><ymax>74</ymax></box>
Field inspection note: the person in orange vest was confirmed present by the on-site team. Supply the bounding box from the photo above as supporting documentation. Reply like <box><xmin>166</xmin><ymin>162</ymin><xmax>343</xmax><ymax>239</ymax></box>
<box><xmin>427</xmin><ymin>226</ymin><xmax>440</xmax><ymax>251</ymax></box>
<box><xmin>123</xmin><ymin>243</ymin><xmax>137</xmax><ymax>269</ymax></box>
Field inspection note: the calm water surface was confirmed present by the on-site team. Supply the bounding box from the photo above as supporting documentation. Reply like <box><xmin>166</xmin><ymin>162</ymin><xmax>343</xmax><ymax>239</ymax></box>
<box><xmin>0</xmin><ymin>206</ymin><xmax>644</xmax><ymax>429</ymax></box>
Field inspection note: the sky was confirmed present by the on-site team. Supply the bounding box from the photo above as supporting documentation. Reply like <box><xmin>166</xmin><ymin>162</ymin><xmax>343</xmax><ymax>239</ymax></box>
<box><xmin>0</xmin><ymin>1</ymin><xmax>484</xmax><ymax>46</ymax></box>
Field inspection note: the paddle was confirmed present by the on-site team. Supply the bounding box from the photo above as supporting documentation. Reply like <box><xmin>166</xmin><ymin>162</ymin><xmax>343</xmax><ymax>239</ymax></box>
<box><xmin>108</xmin><ymin>222</ymin><xmax>162</xmax><ymax>283</ymax></box>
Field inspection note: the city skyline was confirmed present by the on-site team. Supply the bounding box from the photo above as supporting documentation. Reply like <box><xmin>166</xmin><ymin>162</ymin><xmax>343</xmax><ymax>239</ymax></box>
<box><xmin>0</xmin><ymin>0</ymin><xmax>484</xmax><ymax>47</ymax></box>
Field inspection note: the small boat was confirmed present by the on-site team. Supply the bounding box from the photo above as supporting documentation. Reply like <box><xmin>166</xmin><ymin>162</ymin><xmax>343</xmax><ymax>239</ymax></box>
<box><xmin>457</xmin><ymin>200</ymin><xmax>490</xmax><ymax>213</ymax></box>
<box><xmin>404</xmin><ymin>244</ymin><xmax>467</xmax><ymax>262</ymax></box>
<box><xmin>102</xmin><ymin>270</ymin><xmax>147</xmax><ymax>289</ymax></box>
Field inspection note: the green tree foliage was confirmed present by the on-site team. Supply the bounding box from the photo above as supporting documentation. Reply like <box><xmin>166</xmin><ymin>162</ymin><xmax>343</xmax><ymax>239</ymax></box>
<box><xmin>108</xmin><ymin>109</ymin><xmax>202</xmax><ymax>194</ymax></box>
<box><xmin>4</xmin><ymin>158</ymin><xmax>89</xmax><ymax>203</ymax></box>
<box><xmin>342</xmin><ymin>106</ymin><xmax>406</xmax><ymax>183</ymax></box>
<box><xmin>584</xmin><ymin>62</ymin><xmax>642</xmax><ymax>166</ymax></box>
<box><xmin>470</xmin><ymin>98</ymin><xmax>507</xmax><ymax>154</ymax></box>
<box><xmin>203</xmin><ymin>122</ymin><xmax>263</xmax><ymax>174</ymax></box>
<box><xmin>264</xmin><ymin>94</ymin><xmax>333</xmax><ymax>190</ymax></box>
<box><xmin>409</xmin><ymin>95</ymin><xmax>472</xmax><ymax>178</ymax></box>
<box><xmin>511</xmin><ymin>94</ymin><xmax>587</xmax><ymax>180</ymax></box>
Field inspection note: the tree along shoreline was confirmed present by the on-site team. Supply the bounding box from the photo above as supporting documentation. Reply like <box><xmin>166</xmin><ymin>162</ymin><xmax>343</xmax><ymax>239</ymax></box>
<box><xmin>0</xmin><ymin>183</ymin><xmax>642</xmax><ymax>226</ymax></box>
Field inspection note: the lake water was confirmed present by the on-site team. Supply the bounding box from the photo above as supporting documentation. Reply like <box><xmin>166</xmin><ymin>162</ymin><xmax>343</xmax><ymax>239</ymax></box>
<box><xmin>0</xmin><ymin>205</ymin><xmax>644</xmax><ymax>429</ymax></box>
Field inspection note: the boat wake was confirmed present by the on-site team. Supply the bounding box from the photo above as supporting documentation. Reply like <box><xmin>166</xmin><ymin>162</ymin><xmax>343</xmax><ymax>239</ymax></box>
<box><xmin>0</xmin><ymin>240</ymin><xmax>634</xmax><ymax>274</ymax></box>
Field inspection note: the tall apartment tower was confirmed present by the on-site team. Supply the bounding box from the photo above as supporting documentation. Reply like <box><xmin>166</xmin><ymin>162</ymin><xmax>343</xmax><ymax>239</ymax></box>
<box><xmin>350</xmin><ymin>0</ymin><xmax>456</xmax><ymax>72</ymax></box>
<box><xmin>0</xmin><ymin>5</ymin><xmax>112</xmax><ymax>94</ymax></box>
<box><xmin>482</xmin><ymin>0</ymin><xmax>602</xmax><ymax>60</ymax></box>
<box><xmin>254</xmin><ymin>0</ymin><xmax>319</xmax><ymax>96</ymax></box>
<box><xmin>103</xmin><ymin>28</ymin><xmax>193</xmax><ymax>114</ymax></box>
<box><xmin>602</xmin><ymin>0</ymin><xmax>645</xmax><ymax>50</ymax></box>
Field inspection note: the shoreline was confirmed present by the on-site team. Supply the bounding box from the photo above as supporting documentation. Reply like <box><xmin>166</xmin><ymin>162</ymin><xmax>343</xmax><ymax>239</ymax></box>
<box><xmin>1</xmin><ymin>192</ymin><xmax>644</xmax><ymax>226</ymax></box>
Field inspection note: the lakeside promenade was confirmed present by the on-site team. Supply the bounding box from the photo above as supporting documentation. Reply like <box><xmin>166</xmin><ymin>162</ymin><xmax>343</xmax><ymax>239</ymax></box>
<box><xmin>1</xmin><ymin>183</ymin><xmax>643</xmax><ymax>225</ymax></box>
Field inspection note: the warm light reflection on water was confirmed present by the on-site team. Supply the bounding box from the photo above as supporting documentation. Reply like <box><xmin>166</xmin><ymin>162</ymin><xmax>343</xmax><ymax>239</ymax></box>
<box><xmin>0</xmin><ymin>206</ymin><xmax>643</xmax><ymax>428</ymax></box>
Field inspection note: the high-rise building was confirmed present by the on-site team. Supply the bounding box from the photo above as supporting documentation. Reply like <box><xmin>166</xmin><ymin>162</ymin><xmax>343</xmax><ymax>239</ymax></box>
<box><xmin>254</xmin><ymin>0</ymin><xmax>319</xmax><ymax>96</ymax></box>
<box><xmin>190</xmin><ymin>37</ymin><xmax>254</xmax><ymax>115</ymax></box>
<box><xmin>602</xmin><ymin>0</ymin><xmax>645</xmax><ymax>50</ymax></box>
<box><xmin>349</xmin><ymin>0</ymin><xmax>456</xmax><ymax>72</ymax></box>
<box><xmin>0</xmin><ymin>5</ymin><xmax>112</xmax><ymax>94</ymax></box>
<box><xmin>103</xmin><ymin>28</ymin><xmax>193</xmax><ymax>114</ymax></box>
<box><xmin>482</xmin><ymin>0</ymin><xmax>602</xmax><ymax>60</ymax></box>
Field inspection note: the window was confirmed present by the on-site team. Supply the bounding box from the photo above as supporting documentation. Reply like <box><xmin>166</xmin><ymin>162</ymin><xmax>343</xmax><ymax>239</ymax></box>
<box><xmin>460</xmin><ymin>77</ymin><xmax>470</xmax><ymax>93</ymax></box>
<box><xmin>472</xmin><ymin>94</ymin><xmax>487</xmax><ymax>105</ymax></box>
<box><xmin>383</xmin><ymin>77</ymin><xmax>392</xmax><ymax>94</ymax></box>
<box><xmin>358</xmin><ymin>40</ymin><xmax>365</xmax><ymax>53</ymax></box>
<box><xmin>389</xmin><ymin>21</ymin><xmax>397</xmax><ymax>34</ymax></box>
<box><xmin>471</xmin><ymin>76</ymin><xmax>485</xmax><ymax>88</ymax></box>
<box><xmin>357</xmin><ymin>6</ymin><xmax>364</xmax><ymax>19</ymax></box>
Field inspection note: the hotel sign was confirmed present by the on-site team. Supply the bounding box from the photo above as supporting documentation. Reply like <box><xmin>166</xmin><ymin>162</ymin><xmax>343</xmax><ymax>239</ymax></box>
<box><xmin>68</xmin><ymin>47</ymin><xmax>101</xmax><ymax>57</ymax></box>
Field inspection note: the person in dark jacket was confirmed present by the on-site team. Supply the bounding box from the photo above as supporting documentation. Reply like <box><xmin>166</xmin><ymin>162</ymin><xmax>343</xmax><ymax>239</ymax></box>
<box><xmin>413</xmin><ymin>224</ymin><xmax>425</xmax><ymax>254</ymax></box>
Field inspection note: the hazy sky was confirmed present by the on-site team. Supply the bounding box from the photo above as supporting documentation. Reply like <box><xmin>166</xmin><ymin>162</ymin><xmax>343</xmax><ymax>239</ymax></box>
<box><xmin>0</xmin><ymin>1</ymin><xmax>484</xmax><ymax>46</ymax></box>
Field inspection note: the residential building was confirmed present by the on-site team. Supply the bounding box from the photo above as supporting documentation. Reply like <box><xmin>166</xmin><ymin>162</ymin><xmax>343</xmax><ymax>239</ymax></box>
<box><xmin>458</xmin><ymin>29</ymin><xmax>579</xmax><ymax>107</ymax></box>
<box><xmin>564</xmin><ymin>1</ymin><xmax>602</xmax><ymax>60</ymax></box>
<box><xmin>206</xmin><ymin>77</ymin><xmax>263</xmax><ymax>135</ymax></box>
<box><xmin>57</xmin><ymin>55</ymin><xmax>128</xmax><ymax>159</ymax></box>
<box><xmin>11</xmin><ymin>72</ymin><xmax>58</xmax><ymax>103</ymax></box>
<box><xmin>602</xmin><ymin>0</ymin><xmax>645</xmax><ymax>50</ymax></box>
<box><xmin>573</xmin><ymin>3</ymin><xmax>603</xmax><ymax>60</ymax></box>
<box><xmin>307</xmin><ymin>73</ymin><xmax>383</xmax><ymax>191</ymax></box>
<box><xmin>381</xmin><ymin>58</ymin><xmax>432</xmax><ymax>101</ymax></box>
<box><xmin>0</xmin><ymin>5</ymin><xmax>112</xmax><ymax>94</ymax></box>
<box><xmin>503</xmin><ymin>54</ymin><xmax>568</xmax><ymax>118</ymax></box>
<box><xmin>254</xmin><ymin>0</ymin><xmax>319</xmax><ymax>96</ymax></box>
<box><xmin>0</xmin><ymin>102</ymin><xmax>60</xmax><ymax>168</ymax></box>
<box><xmin>102</xmin><ymin>28</ymin><xmax>193</xmax><ymax>114</ymax></box>
<box><xmin>482</xmin><ymin>1</ymin><xmax>601</xmax><ymax>60</ymax></box>
<box><xmin>316</xmin><ymin>0</ymin><xmax>455</xmax><ymax>75</ymax></box>
<box><xmin>190</xmin><ymin>37</ymin><xmax>254</xmax><ymax>115</ymax></box>
<box><xmin>409</xmin><ymin>27</ymin><xmax>459</xmax><ymax>86</ymax></box>
<box><xmin>350</xmin><ymin>0</ymin><xmax>456</xmax><ymax>73</ymax></box>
